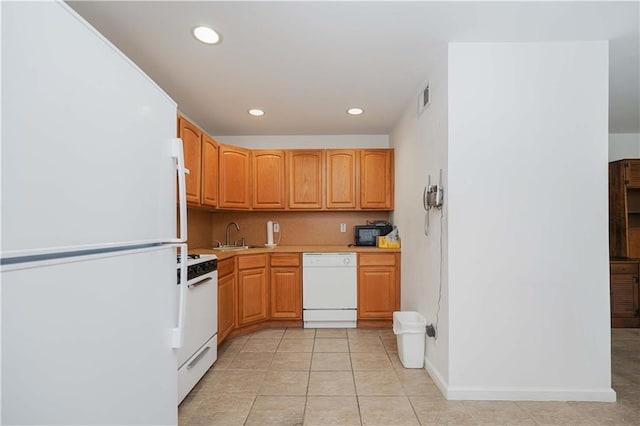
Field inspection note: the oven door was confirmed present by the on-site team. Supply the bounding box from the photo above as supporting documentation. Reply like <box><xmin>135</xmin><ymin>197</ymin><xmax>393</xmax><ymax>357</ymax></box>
<box><xmin>176</xmin><ymin>270</ymin><xmax>218</xmax><ymax>368</ymax></box>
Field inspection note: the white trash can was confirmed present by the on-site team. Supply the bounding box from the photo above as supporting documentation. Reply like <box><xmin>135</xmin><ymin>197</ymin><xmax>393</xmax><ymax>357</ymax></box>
<box><xmin>393</xmin><ymin>311</ymin><xmax>427</xmax><ymax>368</ymax></box>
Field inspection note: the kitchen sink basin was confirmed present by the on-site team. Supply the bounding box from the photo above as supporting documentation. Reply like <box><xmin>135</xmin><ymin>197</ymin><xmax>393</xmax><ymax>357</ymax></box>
<box><xmin>212</xmin><ymin>245</ymin><xmax>247</xmax><ymax>251</ymax></box>
<box><xmin>212</xmin><ymin>245</ymin><xmax>265</xmax><ymax>251</ymax></box>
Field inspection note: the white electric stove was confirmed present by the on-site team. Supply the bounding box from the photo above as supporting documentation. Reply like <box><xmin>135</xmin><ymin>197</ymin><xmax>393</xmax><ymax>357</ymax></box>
<box><xmin>176</xmin><ymin>254</ymin><xmax>218</xmax><ymax>403</ymax></box>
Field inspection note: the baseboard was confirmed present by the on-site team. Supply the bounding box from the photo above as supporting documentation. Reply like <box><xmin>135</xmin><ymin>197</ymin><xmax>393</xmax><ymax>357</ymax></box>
<box><xmin>446</xmin><ymin>387</ymin><xmax>616</xmax><ymax>402</ymax></box>
<box><xmin>423</xmin><ymin>354</ymin><xmax>617</xmax><ymax>402</ymax></box>
<box><xmin>424</xmin><ymin>355</ymin><xmax>449</xmax><ymax>398</ymax></box>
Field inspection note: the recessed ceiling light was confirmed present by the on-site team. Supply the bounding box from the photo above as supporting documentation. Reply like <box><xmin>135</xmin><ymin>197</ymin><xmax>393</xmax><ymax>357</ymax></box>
<box><xmin>347</xmin><ymin>107</ymin><xmax>364</xmax><ymax>116</ymax></box>
<box><xmin>248</xmin><ymin>109</ymin><xmax>265</xmax><ymax>117</ymax></box>
<box><xmin>193</xmin><ymin>26</ymin><xmax>221</xmax><ymax>45</ymax></box>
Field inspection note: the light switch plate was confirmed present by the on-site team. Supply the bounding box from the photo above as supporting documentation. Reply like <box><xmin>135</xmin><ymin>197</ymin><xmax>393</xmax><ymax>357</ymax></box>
<box><xmin>340</xmin><ymin>223</ymin><xmax>346</xmax><ymax>233</ymax></box>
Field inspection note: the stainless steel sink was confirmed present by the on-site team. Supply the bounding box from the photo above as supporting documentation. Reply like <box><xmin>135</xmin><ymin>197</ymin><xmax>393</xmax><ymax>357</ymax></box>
<box><xmin>212</xmin><ymin>245</ymin><xmax>247</xmax><ymax>251</ymax></box>
<box><xmin>212</xmin><ymin>245</ymin><xmax>265</xmax><ymax>251</ymax></box>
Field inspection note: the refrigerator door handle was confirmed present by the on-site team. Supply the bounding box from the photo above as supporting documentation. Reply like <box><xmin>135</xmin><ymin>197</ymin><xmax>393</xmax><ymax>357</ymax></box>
<box><xmin>172</xmin><ymin>138</ymin><xmax>187</xmax><ymax>243</ymax></box>
<box><xmin>170</xmin><ymin>243</ymin><xmax>188</xmax><ymax>349</ymax></box>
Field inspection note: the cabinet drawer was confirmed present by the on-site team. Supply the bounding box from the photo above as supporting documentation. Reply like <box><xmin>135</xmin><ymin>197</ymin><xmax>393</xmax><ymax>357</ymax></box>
<box><xmin>610</xmin><ymin>262</ymin><xmax>639</xmax><ymax>275</ymax></box>
<box><xmin>218</xmin><ymin>258</ymin><xmax>235</xmax><ymax>278</ymax></box>
<box><xmin>237</xmin><ymin>254</ymin><xmax>267</xmax><ymax>270</ymax></box>
<box><xmin>270</xmin><ymin>254</ymin><xmax>300</xmax><ymax>267</ymax></box>
<box><xmin>359</xmin><ymin>253</ymin><xmax>396</xmax><ymax>266</ymax></box>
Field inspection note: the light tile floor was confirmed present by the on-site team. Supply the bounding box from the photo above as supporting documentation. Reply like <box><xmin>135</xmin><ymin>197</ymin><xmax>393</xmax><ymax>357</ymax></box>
<box><xmin>179</xmin><ymin>328</ymin><xmax>640</xmax><ymax>425</ymax></box>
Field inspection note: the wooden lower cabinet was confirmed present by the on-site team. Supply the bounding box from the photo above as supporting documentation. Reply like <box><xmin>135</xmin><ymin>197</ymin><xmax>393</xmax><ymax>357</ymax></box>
<box><xmin>219</xmin><ymin>251</ymin><xmax>401</xmax><ymax>341</ymax></box>
<box><xmin>237</xmin><ymin>255</ymin><xmax>269</xmax><ymax>326</ymax></box>
<box><xmin>270</xmin><ymin>254</ymin><xmax>302</xmax><ymax>319</ymax></box>
<box><xmin>358</xmin><ymin>253</ymin><xmax>400</xmax><ymax>320</ymax></box>
<box><xmin>610</xmin><ymin>260</ymin><xmax>640</xmax><ymax>327</ymax></box>
<box><xmin>217</xmin><ymin>258</ymin><xmax>236</xmax><ymax>344</ymax></box>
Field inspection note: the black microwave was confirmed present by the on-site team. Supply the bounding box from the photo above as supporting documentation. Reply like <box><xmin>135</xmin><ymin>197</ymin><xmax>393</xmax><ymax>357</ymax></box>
<box><xmin>355</xmin><ymin>224</ymin><xmax>393</xmax><ymax>246</ymax></box>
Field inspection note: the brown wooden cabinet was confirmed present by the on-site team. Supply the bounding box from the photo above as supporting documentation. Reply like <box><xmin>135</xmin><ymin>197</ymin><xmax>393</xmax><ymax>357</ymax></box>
<box><xmin>219</xmin><ymin>144</ymin><xmax>251</xmax><ymax>209</ymax></box>
<box><xmin>360</xmin><ymin>149</ymin><xmax>394</xmax><ymax>210</ymax></box>
<box><xmin>175</xmin><ymin>117</ymin><xmax>395</xmax><ymax>212</ymax></box>
<box><xmin>357</xmin><ymin>253</ymin><xmax>400</xmax><ymax>320</ymax></box>
<box><xmin>287</xmin><ymin>150</ymin><xmax>324</xmax><ymax>209</ymax></box>
<box><xmin>252</xmin><ymin>150</ymin><xmax>286</xmax><ymax>209</ymax></box>
<box><xmin>610</xmin><ymin>260</ymin><xmax>640</xmax><ymax>327</ymax></box>
<box><xmin>237</xmin><ymin>254</ymin><xmax>269</xmax><ymax>326</ymax></box>
<box><xmin>326</xmin><ymin>150</ymin><xmax>357</xmax><ymax>209</ymax></box>
<box><xmin>610</xmin><ymin>159</ymin><xmax>640</xmax><ymax>258</ymax></box>
<box><xmin>201</xmin><ymin>135</ymin><xmax>219</xmax><ymax>207</ymax></box>
<box><xmin>217</xmin><ymin>258</ymin><xmax>236</xmax><ymax>344</ymax></box>
<box><xmin>624</xmin><ymin>160</ymin><xmax>640</xmax><ymax>189</ymax></box>
<box><xmin>270</xmin><ymin>254</ymin><xmax>302</xmax><ymax>319</ymax></box>
<box><xmin>178</xmin><ymin>116</ymin><xmax>202</xmax><ymax>205</ymax></box>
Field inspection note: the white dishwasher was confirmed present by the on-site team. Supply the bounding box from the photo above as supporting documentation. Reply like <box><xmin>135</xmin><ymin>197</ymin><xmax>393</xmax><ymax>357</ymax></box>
<box><xmin>303</xmin><ymin>252</ymin><xmax>357</xmax><ymax>328</ymax></box>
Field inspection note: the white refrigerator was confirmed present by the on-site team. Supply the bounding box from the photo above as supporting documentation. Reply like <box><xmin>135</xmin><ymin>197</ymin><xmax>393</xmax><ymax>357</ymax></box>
<box><xmin>1</xmin><ymin>1</ymin><xmax>188</xmax><ymax>424</ymax></box>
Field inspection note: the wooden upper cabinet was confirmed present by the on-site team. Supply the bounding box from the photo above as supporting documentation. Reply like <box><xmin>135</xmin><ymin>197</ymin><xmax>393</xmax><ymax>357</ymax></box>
<box><xmin>287</xmin><ymin>150</ymin><xmax>324</xmax><ymax>209</ymax></box>
<box><xmin>326</xmin><ymin>150</ymin><xmax>357</xmax><ymax>209</ymax></box>
<box><xmin>252</xmin><ymin>150</ymin><xmax>286</xmax><ymax>209</ymax></box>
<box><xmin>360</xmin><ymin>149</ymin><xmax>394</xmax><ymax>210</ymax></box>
<box><xmin>178</xmin><ymin>116</ymin><xmax>202</xmax><ymax>205</ymax></box>
<box><xmin>219</xmin><ymin>144</ymin><xmax>251</xmax><ymax>209</ymax></box>
<box><xmin>625</xmin><ymin>160</ymin><xmax>640</xmax><ymax>188</ymax></box>
<box><xmin>201</xmin><ymin>135</ymin><xmax>218</xmax><ymax>207</ymax></box>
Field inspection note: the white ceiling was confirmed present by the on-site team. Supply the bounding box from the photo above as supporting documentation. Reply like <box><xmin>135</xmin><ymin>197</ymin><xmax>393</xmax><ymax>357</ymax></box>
<box><xmin>67</xmin><ymin>1</ymin><xmax>639</xmax><ymax>137</ymax></box>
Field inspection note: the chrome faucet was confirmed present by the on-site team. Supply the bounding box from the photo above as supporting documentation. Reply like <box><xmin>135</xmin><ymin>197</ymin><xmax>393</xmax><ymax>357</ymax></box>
<box><xmin>225</xmin><ymin>221</ymin><xmax>240</xmax><ymax>246</ymax></box>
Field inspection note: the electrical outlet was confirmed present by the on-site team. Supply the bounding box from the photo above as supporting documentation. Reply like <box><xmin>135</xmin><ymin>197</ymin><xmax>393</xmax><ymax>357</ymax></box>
<box><xmin>340</xmin><ymin>223</ymin><xmax>347</xmax><ymax>233</ymax></box>
<box><xmin>273</xmin><ymin>222</ymin><xmax>280</xmax><ymax>232</ymax></box>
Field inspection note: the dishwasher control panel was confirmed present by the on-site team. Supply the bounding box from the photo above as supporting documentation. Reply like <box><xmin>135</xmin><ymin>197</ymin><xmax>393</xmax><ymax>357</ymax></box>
<box><xmin>302</xmin><ymin>252</ymin><xmax>357</xmax><ymax>267</ymax></box>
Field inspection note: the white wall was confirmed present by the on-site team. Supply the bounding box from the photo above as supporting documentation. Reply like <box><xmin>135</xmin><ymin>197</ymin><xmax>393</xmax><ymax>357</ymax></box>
<box><xmin>390</xmin><ymin>44</ymin><xmax>450</xmax><ymax>388</ymax></box>
<box><xmin>609</xmin><ymin>133</ymin><xmax>640</xmax><ymax>161</ymax></box>
<box><xmin>447</xmin><ymin>41</ymin><xmax>613</xmax><ymax>401</ymax></box>
<box><xmin>214</xmin><ymin>134</ymin><xmax>389</xmax><ymax>149</ymax></box>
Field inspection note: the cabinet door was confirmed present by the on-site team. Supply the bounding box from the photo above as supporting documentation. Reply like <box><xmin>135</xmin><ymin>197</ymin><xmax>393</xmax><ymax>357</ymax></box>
<box><xmin>201</xmin><ymin>135</ymin><xmax>218</xmax><ymax>207</ymax></box>
<box><xmin>624</xmin><ymin>160</ymin><xmax>640</xmax><ymax>188</ymax></box>
<box><xmin>358</xmin><ymin>266</ymin><xmax>398</xmax><ymax>319</ymax></box>
<box><xmin>178</xmin><ymin>117</ymin><xmax>202</xmax><ymax>205</ymax></box>
<box><xmin>270</xmin><ymin>267</ymin><xmax>301</xmax><ymax>319</ymax></box>
<box><xmin>287</xmin><ymin>150</ymin><xmax>324</xmax><ymax>209</ymax></box>
<box><xmin>219</xmin><ymin>145</ymin><xmax>251</xmax><ymax>209</ymax></box>
<box><xmin>238</xmin><ymin>268</ymin><xmax>268</xmax><ymax>325</ymax></box>
<box><xmin>611</xmin><ymin>274</ymin><xmax>639</xmax><ymax>318</ymax></box>
<box><xmin>252</xmin><ymin>150</ymin><xmax>286</xmax><ymax>209</ymax></box>
<box><xmin>326</xmin><ymin>150</ymin><xmax>357</xmax><ymax>209</ymax></box>
<box><xmin>360</xmin><ymin>149</ymin><xmax>394</xmax><ymax>210</ymax></box>
<box><xmin>218</xmin><ymin>271</ymin><xmax>235</xmax><ymax>344</ymax></box>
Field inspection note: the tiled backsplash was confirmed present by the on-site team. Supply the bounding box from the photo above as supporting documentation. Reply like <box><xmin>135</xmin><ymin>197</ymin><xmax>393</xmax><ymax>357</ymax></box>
<box><xmin>186</xmin><ymin>210</ymin><xmax>391</xmax><ymax>248</ymax></box>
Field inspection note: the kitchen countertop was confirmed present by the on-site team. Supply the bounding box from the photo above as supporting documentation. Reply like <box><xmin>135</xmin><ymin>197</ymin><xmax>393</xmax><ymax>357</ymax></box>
<box><xmin>192</xmin><ymin>245</ymin><xmax>401</xmax><ymax>260</ymax></box>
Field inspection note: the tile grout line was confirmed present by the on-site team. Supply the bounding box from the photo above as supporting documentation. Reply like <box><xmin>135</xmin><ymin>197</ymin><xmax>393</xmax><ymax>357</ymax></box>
<box><xmin>301</xmin><ymin>327</ymin><xmax>313</xmax><ymax>426</ymax></box>
<box><xmin>243</xmin><ymin>329</ymin><xmax>284</xmax><ymax>426</ymax></box>
<box><xmin>349</xmin><ymin>332</ymin><xmax>365</xmax><ymax>426</ymax></box>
